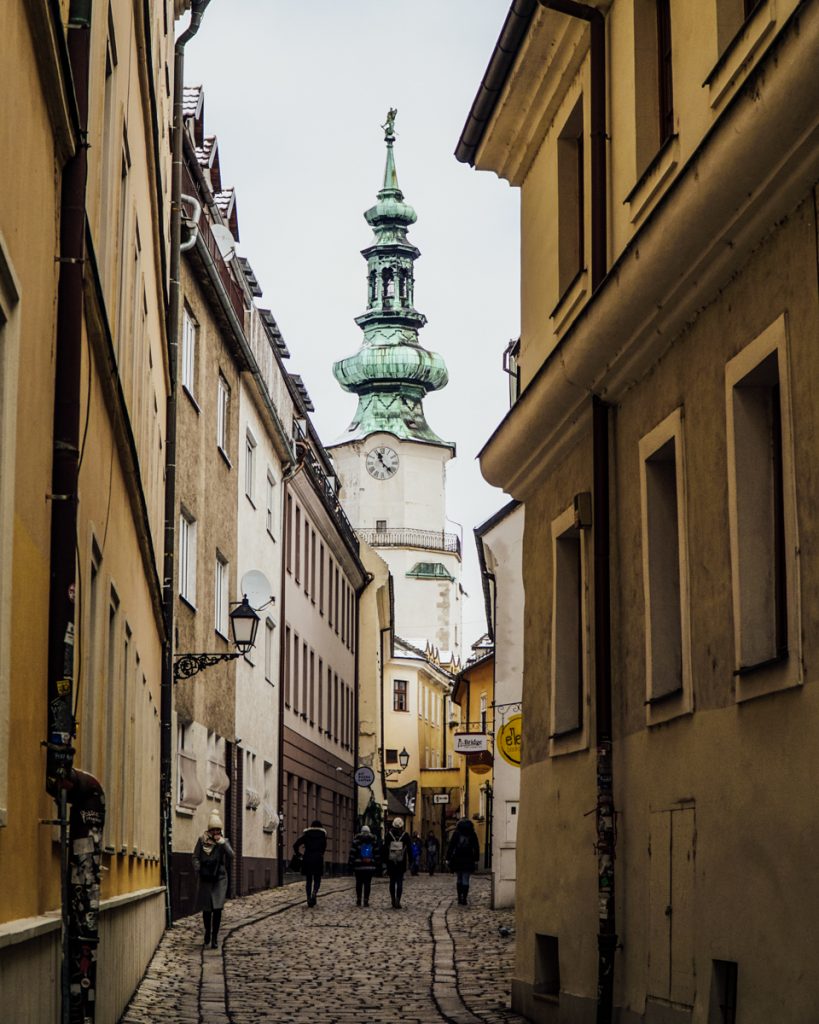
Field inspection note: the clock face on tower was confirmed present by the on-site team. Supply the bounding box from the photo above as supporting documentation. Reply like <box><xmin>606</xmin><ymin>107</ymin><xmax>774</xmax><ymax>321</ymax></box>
<box><xmin>365</xmin><ymin>445</ymin><xmax>400</xmax><ymax>480</ymax></box>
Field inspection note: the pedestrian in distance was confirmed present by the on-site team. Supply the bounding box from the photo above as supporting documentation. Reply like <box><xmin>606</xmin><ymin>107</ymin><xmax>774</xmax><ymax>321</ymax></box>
<box><xmin>425</xmin><ymin>831</ymin><xmax>441</xmax><ymax>875</ymax></box>
<box><xmin>446</xmin><ymin>817</ymin><xmax>480</xmax><ymax>906</ymax></box>
<box><xmin>293</xmin><ymin>819</ymin><xmax>327</xmax><ymax>907</ymax></box>
<box><xmin>192</xmin><ymin>810</ymin><xmax>234</xmax><ymax>949</ymax></box>
<box><xmin>348</xmin><ymin>824</ymin><xmax>381</xmax><ymax>907</ymax></box>
<box><xmin>383</xmin><ymin>816</ymin><xmax>411</xmax><ymax>909</ymax></box>
<box><xmin>409</xmin><ymin>832</ymin><xmax>423</xmax><ymax>875</ymax></box>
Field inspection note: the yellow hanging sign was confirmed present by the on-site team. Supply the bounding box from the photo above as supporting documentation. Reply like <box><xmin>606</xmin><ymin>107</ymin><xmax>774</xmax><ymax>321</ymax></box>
<box><xmin>496</xmin><ymin>713</ymin><xmax>522</xmax><ymax>768</ymax></box>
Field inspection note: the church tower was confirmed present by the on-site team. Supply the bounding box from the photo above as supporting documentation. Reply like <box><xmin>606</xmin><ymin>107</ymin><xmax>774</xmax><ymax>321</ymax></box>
<box><xmin>329</xmin><ymin>112</ymin><xmax>462</xmax><ymax>659</ymax></box>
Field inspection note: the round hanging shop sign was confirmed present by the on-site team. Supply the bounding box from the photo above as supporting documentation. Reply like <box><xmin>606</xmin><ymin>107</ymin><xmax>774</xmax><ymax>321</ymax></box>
<box><xmin>497</xmin><ymin>714</ymin><xmax>522</xmax><ymax>768</ymax></box>
<box><xmin>353</xmin><ymin>766</ymin><xmax>376</xmax><ymax>787</ymax></box>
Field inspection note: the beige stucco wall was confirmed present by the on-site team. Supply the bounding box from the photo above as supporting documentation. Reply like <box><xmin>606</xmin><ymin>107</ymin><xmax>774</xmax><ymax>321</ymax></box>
<box><xmin>0</xmin><ymin>0</ymin><xmax>65</xmax><ymax>926</ymax></box>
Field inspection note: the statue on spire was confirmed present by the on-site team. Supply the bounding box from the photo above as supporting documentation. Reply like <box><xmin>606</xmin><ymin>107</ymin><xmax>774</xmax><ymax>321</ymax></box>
<box><xmin>382</xmin><ymin>107</ymin><xmax>398</xmax><ymax>141</ymax></box>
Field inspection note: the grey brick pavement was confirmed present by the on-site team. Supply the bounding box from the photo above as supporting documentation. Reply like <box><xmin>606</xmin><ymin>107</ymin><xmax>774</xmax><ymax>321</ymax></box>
<box><xmin>120</xmin><ymin>873</ymin><xmax>526</xmax><ymax>1024</ymax></box>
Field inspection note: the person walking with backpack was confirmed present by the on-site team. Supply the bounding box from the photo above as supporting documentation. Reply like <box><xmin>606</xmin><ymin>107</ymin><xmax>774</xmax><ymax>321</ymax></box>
<box><xmin>348</xmin><ymin>824</ymin><xmax>380</xmax><ymax>907</ymax></box>
<box><xmin>425</xmin><ymin>831</ymin><xmax>441</xmax><ymax>875</ymax></box>
<box><xmin>193</xmin><ymin>811</ymin><xmax>234</xmax><ymax>948</ymax></box>
<box><xmin>446</xmin><ymin>817</ymin><xmax>480</xmax><ymax>905</ymax></box>
<box><xmin>293</xmin><ymin>819</ymin><xmax>327</xmax><ymax>907</ymax></box>
<box><xmin>383</xmin><ymin>817</ymin><xmax>411</xmax><ymax>909</ymax></box>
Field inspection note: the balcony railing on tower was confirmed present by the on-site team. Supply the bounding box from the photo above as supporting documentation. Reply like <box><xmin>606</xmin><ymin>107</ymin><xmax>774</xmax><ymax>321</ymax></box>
<box><xmin>356</xmin><ymin>527</ymin><xmax>461</xmax><ymax>558</ymax></box>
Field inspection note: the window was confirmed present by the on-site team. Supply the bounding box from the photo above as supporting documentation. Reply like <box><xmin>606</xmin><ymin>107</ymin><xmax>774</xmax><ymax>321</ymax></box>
<box><xmin>394</xmin><ymin>678</ymin><xmax>409</xmax><ymax>713</ymax></box>
<box><xmin>206</xmin><ymin>731</ymin><xmax>230</xmax><ymax>797</ymax></box>
<box><xmin>557</xmin><ymin>98</ymin><xmax>585</xmax><ymax>296</ymax></box>
<box><xmin>726</xmin><ymin>316</ymin><xmax>800</xmax><ymax>699</ymax></box>
<box><xmin>640</xmin><ymin>409</ymin><xmax>692</xmax><ymax>723</ymax></box>
<box><xmin>103</xmin><ymin>588</ymin><xmax>120</xmax><ymax>847</ymax></box>
<box><xmin>480</xmin><ymin>693</ymin><xmax>487</xmax><ymax>733</ymax></box>
<box><xmin>317</xmin><ymin>657</ymin><xmax>324</xmax><ymax>728</ymax></box>
<box><xmin>319</xmin><ymin>543</ymin><xmax>325</xmax><ymax>613</ymax></box>
<box><xmin>295</xmin><ymin>506</ymin><xmax>301</xmax><ymax>583</ymax></box>
<box><xmin>266</xmin><ymin>472</ymin><xmax>276</xmax><ymax>537</ymax></box>
<box><xmin>550</xmin><ymin>505</ymin><xmax>589</xmax><ymax>752</ymax></box>
<box><xmin>177</xmin><ymin>723</ymin><xmax>204</xmax><ymax>811</ymax></box>
<box><xmin>303</xmin><ymin>522</ymin><xmax>310</xmax><ymax>597</ymax></box>
<box><xmin>214</xmin><ymin>553</ymin><xmax>228</xmax><ymax>637</ymax></box>
<box><xmin>309</xmin><ymin>650</ymin><xmax>315</xmax><ymax>722</ymax></box>
<box><xmin>262</xmin><ymin>762</ymin><xmax>276</xmax><ymax>833</ymax></box>
<box><xmin>264</xmin><ymin>618</ymin><xmax>275</xmax><ymax>684</ymax></box>
<box><xmin>292</xmin><ymin>632</ymin><xmax>300</xmax><ymax>713</ymax></box>
<box><xmin>245</xmin><ymin>430</ymin><xmax>256</xmax><ymax>503</ymax></box>
<box><xmin>216</xmin><ymin>373</ymin><xmax>230</xmax><ymax>454</ymax></box>
<box><xmin>717</xmin><ymin>0</ymin><xmax>762</xmax><ymax>54</ymax></box>
<box><xmin>286</xmin><ymin>494</ymin><xmax>293</xmax><ymax>573</ymax></box>
<box><xmin>376</xmin><ymin>519</ymin><xmax>387</xmax><ymax>532</ymax></box>
<box><xmin>709</xmin><ymin>960</ymin><xmax>739</xmax><ymax>1024</ymax></box>
<box><xmin>386</xmin><ymin>748</ymin><xmax>398</xmax><ymax>764</ymax></box>
<box><xmin>284</xmin><ymin>625</ymin><xmax>291</xmax><ymax>706</ymax></box>
<box><xmin>534</xmin><ymin>934</ymin><xmax>561</xmax><ymax>999</ymax></box>
<box><xmin>656</xmin><ymin>0</ymin><xmax>674</xmax><ymax>145</ymax></box>
<box><xmin>310</xmin><ymin>531</ymin><xmax>316</xmax><ymax>601</ymax></box>
<box><xmin>178</xmin><ymin>509</ymin><xmax>197</xmax><ymax>605</ymax></box>
<box><xmin>181</xmin><ymin>304</ymin><xmax>197</xmax><ymax>397</ymax></box>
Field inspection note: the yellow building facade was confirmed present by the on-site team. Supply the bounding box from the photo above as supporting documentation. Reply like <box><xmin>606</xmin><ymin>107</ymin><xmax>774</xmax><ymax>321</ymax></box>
<box><xmin>0</xmin><ymin>1</ymin><xmax>181</xmax><ymax>1019</ymax></box>
<box><xmin>459</xmin><ymin>1</ymin><xmax>819</xmax><ymax>1022</ymax></box>
<box><xmin>452</xmin><ymin>649</ymin><xmax>495</xmax><ymax>860</ymax></box>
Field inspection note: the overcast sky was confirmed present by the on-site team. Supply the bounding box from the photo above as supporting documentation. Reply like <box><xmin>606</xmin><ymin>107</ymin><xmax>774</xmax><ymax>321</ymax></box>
<box><xmin>185</xmin><ymin>1</ymin><xmax>520</xmax><ymax>650</ymax></box>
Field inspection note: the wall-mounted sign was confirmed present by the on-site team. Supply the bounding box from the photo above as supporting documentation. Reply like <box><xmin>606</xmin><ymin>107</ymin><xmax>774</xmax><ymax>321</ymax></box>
<box><xmin>497</xmin><ymin>713</ymin><xmax>522</xmax><ymax>767</ymax></box>
<box><xmin>453</xmin><ymin>732</ymin><xmax>488</xmax><ymax>754</ymax></box>
<box><xmin>354</xmin><ymin>766</ymin><xmax>376</xmax><ymax>788</ymax></box>
<box><xmin>433</xmin><ymin>793</ymin><xmax>450</xmax><ymax>805</ymax></box>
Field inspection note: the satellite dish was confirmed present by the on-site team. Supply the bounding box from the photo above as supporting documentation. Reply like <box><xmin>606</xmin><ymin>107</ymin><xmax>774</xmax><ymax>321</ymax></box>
<box><xmin>240</xmin><ymin>569</ymin><xmax>273</xmax><ymax>610</ymax></box>
<box><xmin>211</xmin><ymin>223</ymin><xmax>236</xmax><ymax>262</ymax></box>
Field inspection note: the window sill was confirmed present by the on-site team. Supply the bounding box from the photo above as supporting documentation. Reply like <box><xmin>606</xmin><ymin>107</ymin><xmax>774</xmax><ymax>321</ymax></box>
<box><xmin>703</xmin><ymin>0</ymin><xmax>775</xmax><ymax>108</ymax></box>
<box><xmin>734</xmin><ymin>651</ymin><xmax>801</xmax><ymax>704</ymax></box>
<box><xmin>549</xmin><ymin>721</ymin><xmax>589</xmax><ymax>759</ymax></box>
<box><xmin>245</xmin><ymin>494</ymin><xmax>256</xmax><ymax>509</ymax></box>
<box><xmin>624</xmin><ymin>134</ymin><xmax>679</xmax><ymax>227</ymax></box>
<box><xmin>217</xmin><ymin>446</ymin><xmax>232</xmax><ymax>469</ymax></box>
<box><xmin>175</xmin><ymin>806</ymin><xmax>195</xmax><ymax>817</ymax></box>
<box><xmin>182</xmin><ymin>385</ymin><xmax>200</xmax><ymax>414</ymax></box>
<box><xmin>267</xmin><ymin>529</ymin><xmax>276</xmax><ymax>543</ymax></box>
<box><xmin>646</xmin><ymin>687</ymin><xmax>693</xmax><ymax>728</ymax></box>
<box><xmin>215</xmin><ymin>629</ymin><xmax>229</xmax><ymax>643</ymax></box>
<box><xmin>179</xmin><ymin>594</ymin><xmax>197</xmax><ymax>614</ymax></box>
<box><xmin>550</xmin><ymin>267</ymin><xmax>589</xmax><ymax>336</ymax></box>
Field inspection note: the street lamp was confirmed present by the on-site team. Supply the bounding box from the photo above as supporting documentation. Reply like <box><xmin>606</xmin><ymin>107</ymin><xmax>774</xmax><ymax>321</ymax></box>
<box><xmin>174</xmin><ymin>596</ymin><xmax>261</xmax><ymax>680</ymax></box>
<box><xmin>385</xmin><ymin>747</ymin><xmax>410</xmax><ymax>778</ymax></box>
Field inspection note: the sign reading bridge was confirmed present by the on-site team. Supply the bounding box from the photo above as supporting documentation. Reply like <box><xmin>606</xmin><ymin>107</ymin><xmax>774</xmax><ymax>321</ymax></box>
<box><xmin>453</xmin><ymin>732</ymin><xmax>489</xmax><ymax>754</ymax></box>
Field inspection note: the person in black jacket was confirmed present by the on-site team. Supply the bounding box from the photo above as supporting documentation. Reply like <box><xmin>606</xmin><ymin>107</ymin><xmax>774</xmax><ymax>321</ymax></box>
<box><xmin>446</xmin><ymin>817</ymin><xmax>480</xmax><ymax>905</ymax></box>
<box><xmin>348</xmin><ymin>825</ymin><xmax>381</xmax><ymax>907</ymax></box>
<box><xmin>383</xmin><ymin>817</ymin><xmax>411</xmax><ymax>909</ymax></box>
<box><xmin>293</xmin><ymin>820</ymin><xmax>327</xmax><ymax>907</ymax></box>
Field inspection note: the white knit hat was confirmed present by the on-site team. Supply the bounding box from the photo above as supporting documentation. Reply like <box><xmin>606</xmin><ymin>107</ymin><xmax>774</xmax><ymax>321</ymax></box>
<box><xmin>392</xmin><ymin>817</ymin><xmax>404</xmax><ymax>828</ymax></box>
<box><xmin>360</xmin><ymin>825</ymin><xmax>371</xmax><ymax>834</ymax></box>
<box><xmin>208</xmin><ymin>811</ymin><xmax>223</xmax><ymax>831</ymax></box>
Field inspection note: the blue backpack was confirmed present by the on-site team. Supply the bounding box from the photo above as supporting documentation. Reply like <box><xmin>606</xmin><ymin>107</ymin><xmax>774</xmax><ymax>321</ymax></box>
<box><xmin>359</xmin><ymin>840</ymin><xmax>374</xmax><ymax>864</ymax></box>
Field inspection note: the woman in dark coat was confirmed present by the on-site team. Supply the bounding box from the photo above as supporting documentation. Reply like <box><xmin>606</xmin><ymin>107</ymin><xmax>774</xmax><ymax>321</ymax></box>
<box><xmin>293</xmin><ymin>819</ymin><xmax>327</xmax><ymax>906</ymax></box>
<box><xmin>348</xmin><ymin>825</ymin><xmax>381</xmax><ymax>907</ymax></box>
<box><xmin>192</xmin><ymin>810</ymin><xmax>234</xmax><ymax>948</ymax></box>
<box><xmin>446</xmin><ymin>817</ymin><xmax>480</xmax><ymax>905</ymax></box>
<box><xmin>383</xmin><ymin>816</ymin><xmax>411</xmax><ymax>909</ymax></box>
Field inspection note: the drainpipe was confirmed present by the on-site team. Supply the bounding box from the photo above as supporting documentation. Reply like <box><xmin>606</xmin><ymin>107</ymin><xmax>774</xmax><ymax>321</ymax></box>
<box><xmin>45</xmin><ymin>3</ymin><xmax>95</xmax><ymax>1022</ymax></box>
<box><xmin>592</xmin><ymin>394</ymin><xmax>616</xmax><ymax>1024</ymax></box>
<box><xmin>161</xmin><ymin>0</ymin><xmax>211</xmax><ymax>928</ymax></box>
<box><xmin>538</xmin><ymin>0</ymin><xmax>607</xmax><ymax>290</ymax></box>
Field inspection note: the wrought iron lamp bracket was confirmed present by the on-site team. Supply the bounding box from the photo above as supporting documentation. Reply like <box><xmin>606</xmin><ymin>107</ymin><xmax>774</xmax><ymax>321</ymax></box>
<box><xmin>173</xmin><ymin>650</ymin><xmax>242</xmax><ymax>681</ymax></box>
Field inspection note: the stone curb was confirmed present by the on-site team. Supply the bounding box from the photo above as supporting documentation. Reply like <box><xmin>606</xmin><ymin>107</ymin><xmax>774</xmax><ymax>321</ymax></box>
<box><xmin>430</xmin><ymin>902</ymin><xmax>484</xmax><ymax>1024</ymax></box>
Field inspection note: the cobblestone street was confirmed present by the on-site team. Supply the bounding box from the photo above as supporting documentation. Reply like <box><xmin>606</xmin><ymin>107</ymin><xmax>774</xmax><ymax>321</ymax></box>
<box><xmin>121</xmin><ymin>874</ymin><xmax>525</xmax><ymax>1024</ymax></box>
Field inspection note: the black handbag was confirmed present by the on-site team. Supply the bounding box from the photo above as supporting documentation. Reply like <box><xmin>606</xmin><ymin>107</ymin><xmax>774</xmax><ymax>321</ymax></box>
<box><xmin>288</xmin><ymin>852</ymin><xmax>302</xmax><ymax>872</ymax></box>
